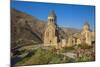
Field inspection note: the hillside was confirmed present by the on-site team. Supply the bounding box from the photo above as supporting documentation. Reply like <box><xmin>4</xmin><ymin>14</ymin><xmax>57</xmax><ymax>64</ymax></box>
<box><xmin>11</xmin><ymin>9</ymin><xmax>46</xmax><ymax>48</ymax></box>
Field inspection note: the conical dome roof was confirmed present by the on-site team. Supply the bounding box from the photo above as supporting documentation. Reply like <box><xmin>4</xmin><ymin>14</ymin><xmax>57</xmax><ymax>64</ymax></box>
<box><xmin>83</xmin><ymin>21</ymin><xmax>90</xmax><ymax>31</ymax></box>
<box><xmin>48</xmin><ymin>10</ymin><xmax>56</xmax><ymax>17</ymax></box>
<box><xmin>84</xmin><ymin>22</ymin><xmax>90</xmax><ymax>27</ymax></box>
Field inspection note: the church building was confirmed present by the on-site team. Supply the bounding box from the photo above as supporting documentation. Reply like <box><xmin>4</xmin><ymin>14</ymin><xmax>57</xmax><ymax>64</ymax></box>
<box><xmin>43</xmin><ymin>11</ymin><xmax>95</xmax><ymax>48</ymax></box>
<box><xmin>43</xmin><ymin>11</ymin><xmax>60</xmax><ymax>47</ymax></box>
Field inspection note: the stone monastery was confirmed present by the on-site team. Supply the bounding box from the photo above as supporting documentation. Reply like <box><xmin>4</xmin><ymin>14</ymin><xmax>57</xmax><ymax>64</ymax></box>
<box><xmin>44</xmin><ymin>11</ymin><xmax>95</xmax><ymax>49</ymax></box>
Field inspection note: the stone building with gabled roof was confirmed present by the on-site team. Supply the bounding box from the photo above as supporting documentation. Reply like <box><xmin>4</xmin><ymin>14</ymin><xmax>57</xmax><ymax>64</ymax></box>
<box><xmin>43</xmin><ymin>10</ymin><xmax>60</xmax><ymax>47</ymax></box>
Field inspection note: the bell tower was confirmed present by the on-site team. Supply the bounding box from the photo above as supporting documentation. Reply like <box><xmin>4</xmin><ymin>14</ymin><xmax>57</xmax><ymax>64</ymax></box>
<box><xmin>44</xmin><ymin>10</ymin><xmax>59</xmax><ymax>47</ymax></box>
<box><xmin>81</xmin><ymin>22</ymin><xmax>92</xmax><ymax>45</ymax></box>
<box><xmin>83</xmin><ymin>22</ymin><xmax>90</xmax><ymax>32</ymax></box>
<box><xmin>47</xmin><ymin>10</ymin><xmax>57</xmax><ymax>25</ymax></box>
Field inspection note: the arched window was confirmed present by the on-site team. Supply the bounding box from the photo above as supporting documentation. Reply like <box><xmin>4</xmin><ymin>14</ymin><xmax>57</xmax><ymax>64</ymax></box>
<box><xmin>49</xmin><ymin>19</ymin><xmax>51</xmax><ymax>22</ymax></box>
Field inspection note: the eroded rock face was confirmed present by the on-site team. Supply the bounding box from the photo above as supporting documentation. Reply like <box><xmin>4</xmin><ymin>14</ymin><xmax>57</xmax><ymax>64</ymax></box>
<box><xmin>11</xmin><ymin>9</ymin><xmax>46</xmax><ymax>48</ymax></box>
